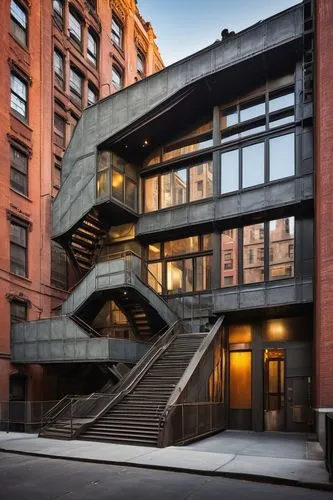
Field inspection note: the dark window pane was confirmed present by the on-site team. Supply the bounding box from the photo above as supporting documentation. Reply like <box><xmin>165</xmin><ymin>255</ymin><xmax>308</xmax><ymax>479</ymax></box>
<box><xmin>221</xmin><ymin>150</ymin><xmax>239</xmax><ymax>194</ymax></box>
<box><xmin>221</xmin><ymin>229</ymin><xmax>238</xmax><ymax>287</ymax></box>
<box><xmin>269</xmin><ymin>133</ymin><xmax>295</xmax><ymax>181</ymax></box>
<box><xmin>112</xmin><ymin>66</ymin><xmax>123</xmax><ymax>91</ymax></box>
<box><xmin>54</xmin><ymin>114</ymin><xmax>66</xmax><ymax>148</ymax></box>
<box><xmin>10</xmin><ymin>147</ymin><xmax>28</xmax><ymax>195</ymax></box>
<box><xmin>243</xmin><ymin>223</ymin><xmax>264</xmax><ymax>284</ymax></box>
<box><xmin>70</xmin><ymin>67</ymin><xmax>82</xmax><ymax>105</ymax></box>
<box><xmin>54</xmin><ymin>50</ymin><xmax>64</xmax><ymax>88</ymax></box>
<box><xmin>51</xmin><ymin>242</ymin><xmax>67</xmax><ymax>289</ymax></box>
<box><xmin>10</xmin><ymin>300</ymin><xmax>27</xmax><ymax>325</ymax></box>
<box><xmin>242</xmin><ymin>142</ymin><xmax>265</xmax><ymax>188</ymax></box>
<box><xmin>88</xmin><ymin>86</ymin><xmax>98</xmax><ymax>106</ymax></box>
<box><xmin>137</xmin><ymin>51</ymin><xmax>145</xmax><ymax>74</ymax></box>
<box><xmin>269</xmin><ymin>217</ymin><xmax>294</xmax><ymax>280</ymax></box>
<box><xmin>10</xmin><ymin>221</ymin><xmax>27</xmax><ymax>277</ymax></box>
<box><xmin>125</xmin><ymin>178</ymin><xmax>137</xmax><ymax>209</ymax></box>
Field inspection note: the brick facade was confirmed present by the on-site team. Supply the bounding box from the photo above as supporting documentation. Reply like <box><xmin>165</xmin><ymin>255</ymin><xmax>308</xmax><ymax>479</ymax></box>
<box><xmin>0</xmin><ymin>0</ymin><xmax>163</xmax><ymax>401</ymax></box>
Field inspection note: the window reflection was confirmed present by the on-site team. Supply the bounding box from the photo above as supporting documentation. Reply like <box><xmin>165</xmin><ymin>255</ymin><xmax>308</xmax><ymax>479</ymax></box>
<box><xmin>196</xmin><ymin>255</ymin><xmax>212</xmax><ymax>291</ymax></box>
<box><xmin>243</xmin><ymin>223</ymin><xmax>264</xmax><ymax>284</ymax></box>
<box><xmin>269</xmin><ymin>133</ymin><xmax>295</xmax><ymax>181</ymax></box>
<box><xmin>220</xmin><ymin>107</ymin><xmax>238</xmax><ymax>130</ymax></box>
<box><xmin>144</xmin><ymin>176</ymin><xmax>158</xmax><ymax>212</ymax></box>
<box><xmin>148</xmin><ymin>262</ymin><xmax>162</xmax><ymax>293</ymax></box>
<box><xmin>160</xmin><ymin>172</ymin><xmax>172</xmax><ymax>209</ymax></box>
<box><xmin>221</xmin><ymin>150</ymin><xmax>239</xmax><ymax>194</ymax></box>
<box><xmin>165</xmin><ymin>236</ymin><xmax>199</xmax><ymax>257</ymax></box>
<box><xmin>269</xmin><ymin>217</ymin><xmax>294</xmax><ymax>280</ymax></box>
<box><xmin>221</xmin><ymin>229</ymin><xmax>238</xmax><ymax>287</ymax></box>
<box><xmin>97</xmin><ymin>170</ymin><xmax>109</xmax><ymax>198</ymax></box>
<box><xmin>269</xmin><ymin>92</ymin><xmax>294</xmax><ymax>113</ymax></box>
<box><xmin>173</xmin><ymin>168</ymin><xmax>187</xmax><ymax>206</ymax></box>
<box><xmin>242</xmin><ymin>142</ymin><xmax>265</xmax><ymax>188</ymax></box>
<box><xmin>189</xmin><ymin>162</ymin><xmax>213</xmax><ymax>202</ymax></box>
<box><xmin>167</xmin><ymin>259</ymin><xmax>193</xmax><ymax>293</ymax></box>
<box><xmin>240</xmin><ymin>100</ymin><xmax>265</xmax><ymax>122</ymax></box>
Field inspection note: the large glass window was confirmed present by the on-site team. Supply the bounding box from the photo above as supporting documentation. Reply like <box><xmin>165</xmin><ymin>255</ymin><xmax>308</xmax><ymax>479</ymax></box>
<box><xmin>189</xmin><ymin>161</ymin><xmax>213</xmax><ymax>201</ymax></box>
<box><xmin>54</xmin><ymin>50</ymin><xmax>64</xmax><ymax>89</ymax></box>
<box><xmin>242</xmin><ymin>142</ymin><xmax>265</xmax><ymax>188</ymax></box>
<box><xmin>269</xmin><ymin>217</ymin><xmax>294</xmax><ymax>280</ymax></box>
<box><xmin>10</xmin><ymin>146</ymin><xmax>28</xmax><ymax>195</ymax></box>
<box><xmin>97</xmin><ymin>151</ymin><xmax>137</xmax><ymax>210</ymax></box>
<box><xmin>164</xmin><ymin>236</ymin><xmax>199</xmax><ymax>257</ymax></box>
<box><xmin>147</xmin><ymin>235</ymin><xmax>212</xmax><ymax>295</ymax></box>
<box><xmin>10</xmin><ymin>73</ymin><xmax>27</xmax><ymax>120</ymax></box>
<box><xmin>243</xmin><ymin>223</ymin><xmax>265</xmax><ymax>284</ymax></box>
<box><xmin>11</xmin><ymin>0</ymin><xmax>27</xmax><ymax>46</ymax></box>
<box><xmin>220</xmin><ymin>86</ymin><xmax>295</xmax><ymax>143</ymax></box>
<box><xmin>269</xmin><ymin>133</ymin><xmax>295</xmax><ymax>181</ymax></box>
<box><xmin>112</xmin><ymin>16</ymin><xmax>123</xmax><ymax>49</ymax></box>
<box><xmin>221</xmin><ymin>229</ymin><xmax>238</xmax><ymax>287</ymax></box>
<box><xmin>221</xmin><ymin>150</ymin><xmax>239</xmax><ymax>194</ymax></box>
<box><xmin>10</xmin><ymin>219</ymin><xmax>27</xmax><ymax>277</ymax></box>
<box><xmin>148</xmin><ymin>262</ymin><xmax>162</xmax><ymax>293</ymax></box>
<box><xmin>144</xmin><ymin>176</ymin><xmax>158</xmax><ymax>212</ymax></box>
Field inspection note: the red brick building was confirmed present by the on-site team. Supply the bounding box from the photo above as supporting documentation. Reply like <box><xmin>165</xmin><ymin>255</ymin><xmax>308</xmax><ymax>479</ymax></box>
<box><xmin>0</xmin><ymin>0</ymin><xmax>163</xmax><ymax>403</ymax></box>
<box><xmin>315</xmin><ymin>0</ymin><xmax>333</xmax><ymax>442</ymax></box>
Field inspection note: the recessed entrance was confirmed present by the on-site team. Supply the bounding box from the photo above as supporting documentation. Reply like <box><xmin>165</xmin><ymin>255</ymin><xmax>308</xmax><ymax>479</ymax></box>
<box><xmin>264</xmin><ymin>348</ymin><xmax>285</xmax><ymax>431</ymax></box>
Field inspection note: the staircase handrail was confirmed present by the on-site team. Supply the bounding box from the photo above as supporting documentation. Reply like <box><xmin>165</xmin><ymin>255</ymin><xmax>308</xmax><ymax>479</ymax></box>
<box><xmin>159</xmin><ymin>315</ymin><xmax>225</xmax><ymax>427</ymax></box>
<box><xmin>69</xmin><ymin>314</ymin><xmax>102</xmax><ymax>338</ymax></box>
<box><xmin>73</xmin><ymin>320</ymin><xmax>182</xmax><ymax>436</ymax></box>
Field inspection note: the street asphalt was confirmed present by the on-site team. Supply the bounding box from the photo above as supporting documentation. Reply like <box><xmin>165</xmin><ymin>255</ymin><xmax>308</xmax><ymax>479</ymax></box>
<box><xmin>0</xmin><ymin>452</ymin><xmax>332</xmax><ymax>500</ymax></box>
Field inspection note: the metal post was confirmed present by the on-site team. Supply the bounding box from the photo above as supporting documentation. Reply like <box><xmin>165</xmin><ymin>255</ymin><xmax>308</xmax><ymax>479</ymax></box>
<box><xmin>70</xmin><ymin>399</ymin><xmax>73</xmax><ymax>438</ymax></box>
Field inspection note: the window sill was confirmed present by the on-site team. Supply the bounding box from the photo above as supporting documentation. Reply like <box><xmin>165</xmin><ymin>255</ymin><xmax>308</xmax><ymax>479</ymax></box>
<box><xmin>10</xmin><ymin>112</ymin><xmax>31</xmax><ymax>131</ymax></box>
<box><xmin>9</xmin><ymin>33</ymin><xmax>29</xmax><ymax>54</ymax></box>
<box><xmin>10</xmin><ymin>188</ymin><xmax>32</xmax><ymax>202</ymax></box>
<box><xmin>9</xmin><ymin>272</ymin><xmax>31</xmax><ymax>284</ymax></box>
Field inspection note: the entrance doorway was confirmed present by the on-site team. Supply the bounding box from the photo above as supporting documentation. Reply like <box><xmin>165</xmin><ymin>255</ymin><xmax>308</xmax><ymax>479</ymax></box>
<box><xmin>264</xmin><ymin>349</ymin><xmax>285</xmax><ymax>431</ymax></box>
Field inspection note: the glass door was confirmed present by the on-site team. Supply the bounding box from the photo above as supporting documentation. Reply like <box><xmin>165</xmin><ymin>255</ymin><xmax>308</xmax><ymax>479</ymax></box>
<box><xmin>264</xmin><ymin>348</ymin><xmax>285</xmax><ymax>431</ymax></box>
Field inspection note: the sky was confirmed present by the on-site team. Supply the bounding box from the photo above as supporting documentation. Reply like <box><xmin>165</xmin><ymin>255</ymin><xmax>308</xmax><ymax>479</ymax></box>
<box><xmin>138</xmin><ymin>0</ymin><xmax>302</xmax><ymax>66</ymax></box>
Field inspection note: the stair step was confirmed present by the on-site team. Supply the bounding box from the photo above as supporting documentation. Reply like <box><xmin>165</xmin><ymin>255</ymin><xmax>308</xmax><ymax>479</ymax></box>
<box><xmin>81</xmin><ymin>435</ymin><xmax>157</xmax><ymax>445</ymax></box>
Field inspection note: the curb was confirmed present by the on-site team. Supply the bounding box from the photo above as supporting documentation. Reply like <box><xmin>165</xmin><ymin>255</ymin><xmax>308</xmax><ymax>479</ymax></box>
<box><xmin>0</xmin><ymin>447</ymin><xmax>332</xmax><ymax>492</ymax></box>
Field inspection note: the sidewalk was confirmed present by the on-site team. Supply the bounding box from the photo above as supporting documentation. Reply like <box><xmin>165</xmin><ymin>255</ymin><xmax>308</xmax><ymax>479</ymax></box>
<box><xmin>0</xmin><ymin>431</ymin><xmax>331</xmax><ymax>491</ymax></box>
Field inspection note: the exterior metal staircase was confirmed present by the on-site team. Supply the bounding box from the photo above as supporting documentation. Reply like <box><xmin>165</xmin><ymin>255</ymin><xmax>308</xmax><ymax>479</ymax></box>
<box><xmin>39</xmin><ymin>317</ymin><xmax>226</xmax><ymax>446</ymax></box>
<box><xmin>80</xmin><ymin>334</ymin><xmax>206</xmax><ymax>445</ymax></box>
<box><xmin>67</xmin><ymin>211</ymin><xmax>106</xmax><ymax>275</ymax></box>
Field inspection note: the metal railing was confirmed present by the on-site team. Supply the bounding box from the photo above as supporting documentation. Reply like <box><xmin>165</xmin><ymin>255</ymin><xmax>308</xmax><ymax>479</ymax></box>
<box><xmin>326</xmin><ymin>413</ymin><xmax>333</xmax><ymax>482</ymax></box>
<box><xmin>160</xmin><ymin>402</ymin><xmax>225</xmax><ymax>446</ymax></box>
<box><xmin>40</xmin><ymin>321</ymin><xmax>182</xmax><ymax>439</ymax></box>
<box><xmin>0</xmin><ymin>400</ymin><xmax>60</xmax><ymax>433</ymax></box>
